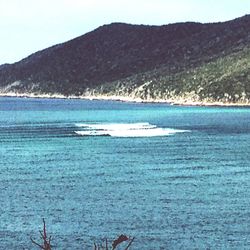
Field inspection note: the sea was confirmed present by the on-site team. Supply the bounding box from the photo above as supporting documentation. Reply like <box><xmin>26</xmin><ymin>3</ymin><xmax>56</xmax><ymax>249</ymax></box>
<box><xmin>0</xmin><ymin>97</ymin><xmax>250</xmax><ymax>249</ymax></box>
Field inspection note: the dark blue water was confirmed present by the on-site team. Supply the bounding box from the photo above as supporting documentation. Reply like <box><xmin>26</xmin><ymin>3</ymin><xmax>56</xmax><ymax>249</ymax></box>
<box><xmin>1</xmin><ymin>97</ymin><xmax>250</xmax><ymax>249</ymax></box>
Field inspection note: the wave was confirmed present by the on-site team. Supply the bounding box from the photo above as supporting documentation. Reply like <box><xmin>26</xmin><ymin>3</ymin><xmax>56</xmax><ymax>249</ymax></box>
<box><xmin>74</xmin><ymin>122</ymin><xmax>189</xmax><ymax>138</ymax></box>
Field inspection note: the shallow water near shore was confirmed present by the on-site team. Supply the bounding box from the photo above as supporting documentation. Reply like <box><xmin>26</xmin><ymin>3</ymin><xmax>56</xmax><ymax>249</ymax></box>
<box><xmin>1</xmin><ymin>97</ymin><xmax>250</xmax><ymax>249</ymax></box>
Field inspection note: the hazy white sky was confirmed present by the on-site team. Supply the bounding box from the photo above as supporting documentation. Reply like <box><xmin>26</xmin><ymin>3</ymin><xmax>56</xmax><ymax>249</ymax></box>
<box><xmin>0</xmin><ymin>0</ymin><xmax>249</xmax><ymax>64</ymax></box>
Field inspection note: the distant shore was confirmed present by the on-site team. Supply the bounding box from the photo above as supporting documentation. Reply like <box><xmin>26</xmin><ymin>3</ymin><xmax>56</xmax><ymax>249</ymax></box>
<box><xmin>1</xmin><ymin>92</ymin><xmax>250</xmax><ymax>107</ymax></box>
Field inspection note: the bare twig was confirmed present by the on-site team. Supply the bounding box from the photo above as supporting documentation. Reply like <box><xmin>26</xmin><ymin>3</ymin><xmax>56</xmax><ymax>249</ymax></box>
<box><xmin>32</xmin><ymin>219</ymin><xmax>134</xmax><ymax>250</ymax></box>
<box><xmin>31</xmin><ymin>219</ymin><xmax>52</xmax><ymax>250</ymax></box>
<box><xmin>30</xmin><ymin>237</ymin><xmax>45</xmax><ymax>249</ymax></box>
<box><xmin>124</xmin><ymin>237</ymin><xmax>135</xmax><ymax>250</ymax></box>
<box><xmin>105</xmin><ymin>238</ymin><xmax>108</xmax><ymax>250</ymax></box>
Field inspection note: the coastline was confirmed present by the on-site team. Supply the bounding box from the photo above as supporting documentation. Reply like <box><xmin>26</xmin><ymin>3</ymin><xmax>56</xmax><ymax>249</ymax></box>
<box><xmin>1</xmin><ymin>92</ymin><xmax>250</xmax><ymax>107</ymax></box>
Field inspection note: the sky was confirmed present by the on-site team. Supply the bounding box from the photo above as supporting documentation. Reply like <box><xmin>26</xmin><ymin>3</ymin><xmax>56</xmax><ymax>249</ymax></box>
<box><xmin>0</xmin><ymin>0</ymin><xmax>250</xmax><ymax>65</ymax></box>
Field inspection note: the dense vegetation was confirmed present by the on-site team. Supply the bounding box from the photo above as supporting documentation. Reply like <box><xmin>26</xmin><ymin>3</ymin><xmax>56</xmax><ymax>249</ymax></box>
<box><xmin>1</xmin><ymin>15</ymin><xmax>250</xmax><ymax>103</ymax></box>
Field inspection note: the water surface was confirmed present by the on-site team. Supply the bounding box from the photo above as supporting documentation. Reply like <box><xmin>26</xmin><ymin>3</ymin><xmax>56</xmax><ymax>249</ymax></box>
<box><xmin>0</xmin><ymin>97</ymin><xmax>250</xmax><ymax>249</ymax></box>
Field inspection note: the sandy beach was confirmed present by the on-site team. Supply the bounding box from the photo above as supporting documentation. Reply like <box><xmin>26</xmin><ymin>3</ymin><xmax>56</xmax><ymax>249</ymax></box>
<box><xmin>0</xmin><ymin>91</ymin><xmax>250</xmax><ymax>107</ymax></box>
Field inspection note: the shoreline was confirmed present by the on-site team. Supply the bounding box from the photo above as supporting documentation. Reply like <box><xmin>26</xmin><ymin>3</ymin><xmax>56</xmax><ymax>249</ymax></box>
<box><xmin>1</xmin><ymin>92</ymin><xmax>250</xmax><ymax>107</ymax></box>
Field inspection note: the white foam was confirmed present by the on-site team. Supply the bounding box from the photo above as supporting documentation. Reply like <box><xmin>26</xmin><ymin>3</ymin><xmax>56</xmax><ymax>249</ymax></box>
<box><xmin>75</xmin><ymin>122</ymin><xmax>156</xmax><ymax>130</ymax></box>
<box><xmin>74</xmin><ymin>122</ymin><xmax>189</xmax><ymax>138</ymax></box>
<box><xmin>75</xmin><ymin>130</ymin><xmax>111</xmax><ymax>136</ymax></box>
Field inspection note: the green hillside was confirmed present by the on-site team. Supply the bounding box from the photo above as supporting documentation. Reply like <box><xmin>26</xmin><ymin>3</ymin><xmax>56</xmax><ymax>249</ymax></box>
<box><xmin>1</xmin><ymin>15</ymin><xmax>250</xmax><ymax>104</ymax></box>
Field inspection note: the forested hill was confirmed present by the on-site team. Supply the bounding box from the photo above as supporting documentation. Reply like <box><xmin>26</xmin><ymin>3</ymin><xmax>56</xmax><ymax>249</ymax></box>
<box><xmin>1</xmin><ymin>15</ymin><xmax>250</xmax><ymax>104</ymax></box>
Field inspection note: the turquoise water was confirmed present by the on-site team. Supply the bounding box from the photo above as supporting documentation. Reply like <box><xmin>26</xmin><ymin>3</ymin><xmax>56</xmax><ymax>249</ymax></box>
<box><xmin>1</xmin><ymin>97</ymin><xmax>250</xmax><ymax>249</ymax></box>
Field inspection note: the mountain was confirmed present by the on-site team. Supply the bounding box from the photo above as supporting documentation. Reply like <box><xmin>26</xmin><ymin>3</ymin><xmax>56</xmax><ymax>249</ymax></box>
<box><xmin>1</xmin><ymin>15</ymin><xmax>250</xmax><ymax>104</ymax></box>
